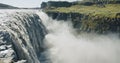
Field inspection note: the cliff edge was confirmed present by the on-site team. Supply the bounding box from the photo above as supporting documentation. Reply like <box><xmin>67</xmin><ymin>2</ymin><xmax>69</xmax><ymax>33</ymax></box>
<box><xmin>42</xmin><ymin>1</ymin><xmax>120</xmax><ymax>34</ymax></box>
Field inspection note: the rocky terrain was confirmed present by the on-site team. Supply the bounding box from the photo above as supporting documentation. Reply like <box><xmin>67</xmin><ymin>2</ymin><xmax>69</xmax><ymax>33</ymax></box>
<box><xmin>42</xmin><ymin>1</ymin><xmax>120</xmax><ymax>34</ymax></box>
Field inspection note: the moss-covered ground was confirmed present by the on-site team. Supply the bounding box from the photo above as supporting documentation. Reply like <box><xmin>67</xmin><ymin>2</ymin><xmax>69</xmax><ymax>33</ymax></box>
<box><xmin>45</xmin><ymin>4</ymin><xmax>120</xmax><ymax>18</ymax></box>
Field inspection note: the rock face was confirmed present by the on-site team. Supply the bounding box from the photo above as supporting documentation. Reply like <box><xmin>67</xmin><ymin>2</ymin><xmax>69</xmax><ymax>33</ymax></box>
<box><xmin>0</xmin><ymin>11</ymin><xmax>47</xmax><ymax>63</ymax></box>
<box><xmin>46</xmin><ymin>12</ymin><xmax>120</xmax><ymax>34</ymax></box>
<box><xmin>41</xmin><ymin>1</ymin><xmax>76</xmax><ymax>9</ymax></box>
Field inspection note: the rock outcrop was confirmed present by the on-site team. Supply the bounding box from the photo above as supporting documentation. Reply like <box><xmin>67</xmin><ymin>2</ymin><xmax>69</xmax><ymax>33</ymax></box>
<box><xmin>41</xmin><ymin>1</ymin><xmax>77</xmax><ymax>9</ymax></box>
<box><xmin>46</xmin><ymin>12</ymin><xmax>120</xmax><ymax>34</ymax></box>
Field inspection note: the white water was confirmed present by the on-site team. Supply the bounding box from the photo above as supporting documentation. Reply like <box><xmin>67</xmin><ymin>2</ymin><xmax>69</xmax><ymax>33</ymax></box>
<box><xmin>38</xmin><ymin>12</ymin><xmax>120</xmax><ymax>63</ymax></box>
<box><xmin>0</xmin><ymin>10</ymin><xmax>120</xmax><ymax>63</ymax></box>
<box><xmin>0</xmin><ymin>10</ymin><xmax>46</xmax><ymax>63</ymax></box>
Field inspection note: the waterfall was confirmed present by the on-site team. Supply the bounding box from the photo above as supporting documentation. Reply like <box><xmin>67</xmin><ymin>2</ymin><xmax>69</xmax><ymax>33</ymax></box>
<box><xmin>39</xmin><ymin>12</ymin><xmax>120</xmax><ymax>63</ymax></box>
<box><xmin>0</xmin><ymin>10</ymin><xmax>47</xmax><ymax>63</ymax></box>
<box><xmin>0</xmin><ymin>10</ymin><xmax>120</xmax><ymax>63</ymax></box>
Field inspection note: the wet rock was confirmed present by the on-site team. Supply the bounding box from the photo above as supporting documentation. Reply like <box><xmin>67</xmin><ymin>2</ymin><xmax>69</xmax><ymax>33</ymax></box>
<box><xmin>46</xmin><ymin>12</ymin><xmax>120</xmax><ymax>34</ymax></box>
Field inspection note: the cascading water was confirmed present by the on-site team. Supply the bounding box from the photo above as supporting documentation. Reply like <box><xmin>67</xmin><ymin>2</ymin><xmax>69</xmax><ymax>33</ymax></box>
<box><xmin>0</xmin><ymin>10</ymin><xmax>47</xmax><ymax>63</ymax></box>
<box><xmin>0</xmin><ymin>10</ymin><xmax>120</xmax><ymax>63</ymax></box>
<box><xmin>39</xmin><ymin>12</ymin><xmax>120</xmax><ymax>63</ymax></box>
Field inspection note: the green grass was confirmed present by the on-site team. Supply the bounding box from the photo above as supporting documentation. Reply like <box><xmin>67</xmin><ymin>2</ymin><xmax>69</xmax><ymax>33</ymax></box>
<box><xmin>46</xmin><ymin>4</ymin><xmax>120</xmax><ymax>18</ymax></box>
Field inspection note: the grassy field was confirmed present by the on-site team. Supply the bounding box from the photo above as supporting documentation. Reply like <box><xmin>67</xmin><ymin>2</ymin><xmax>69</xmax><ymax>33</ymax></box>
<box><xmin>46</xmin><ymin>4</ymin><xmax>120</xmax><ymax>18</ymax></box>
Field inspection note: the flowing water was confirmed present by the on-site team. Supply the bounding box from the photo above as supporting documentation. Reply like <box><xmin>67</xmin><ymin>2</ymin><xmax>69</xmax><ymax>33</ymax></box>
<box><xmin>0</xmin><ymin>10</ymin><xmax>120</xmax><ymax>63</ymax></box>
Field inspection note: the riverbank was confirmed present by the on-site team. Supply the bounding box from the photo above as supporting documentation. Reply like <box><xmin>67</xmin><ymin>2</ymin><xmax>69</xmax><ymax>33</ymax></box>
<box><xmin>42</xmin><ymin>2</ymin><xmax>120</xmax><ymax>34</ymax></box>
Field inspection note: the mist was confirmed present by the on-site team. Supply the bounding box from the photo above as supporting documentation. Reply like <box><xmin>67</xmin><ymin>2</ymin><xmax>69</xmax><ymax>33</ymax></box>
<box><xmin>38</xmin><ymin>11</ymin><xmax>120</xmax><ymax>63</ymax></box>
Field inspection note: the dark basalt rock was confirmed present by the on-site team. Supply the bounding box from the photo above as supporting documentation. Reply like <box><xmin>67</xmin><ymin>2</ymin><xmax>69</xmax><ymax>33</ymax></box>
<box><xmin>41</xmin><ymin>2</ymin><xmax>47</xmax><ymax>9</ymax></box>
<box><xmin>47</xmin><ymin>1</ymin><xmax>73</xmax><ymax>7</ymax></box>
<box><xmin>46</xmin><ymin>12</ymin><xmax>120</xmax><ymax>34</ymax></box>
<box><xmin>41</xmin><ymin>1</ymin><xmax>76</xmax><ymax>9</ymax></box>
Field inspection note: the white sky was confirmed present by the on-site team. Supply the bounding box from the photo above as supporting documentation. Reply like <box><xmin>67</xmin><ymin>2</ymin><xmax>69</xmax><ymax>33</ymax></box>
<box><xmin>0</xmin><ymin>0</ymin><xmax>78</xmax><ymax>8</ymax></box>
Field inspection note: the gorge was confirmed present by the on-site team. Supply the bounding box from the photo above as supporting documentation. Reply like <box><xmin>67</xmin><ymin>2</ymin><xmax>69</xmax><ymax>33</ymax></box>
<box><xmin>0</xmin><ymin>2</ymin><xmax>120</xmax><ymax>63</ymax></box>
<box><xmin>0</xmin><ymin>9</ymin><xmax>119</xmax><ymax>63</ymax></box>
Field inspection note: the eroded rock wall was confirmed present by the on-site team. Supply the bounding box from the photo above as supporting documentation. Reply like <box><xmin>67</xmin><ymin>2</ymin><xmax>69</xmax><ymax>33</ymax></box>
<box><xmin>46</xmin><ymin>12</ymin><xmax>120</xmax><ymax>34</ymax></box>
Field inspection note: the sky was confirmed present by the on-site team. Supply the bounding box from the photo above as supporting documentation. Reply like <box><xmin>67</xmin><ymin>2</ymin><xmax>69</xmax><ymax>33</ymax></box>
<box><xmin>0</xmin><ymin>0</ymin><xmax>77</xmax><ymax>8</ymax></box>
